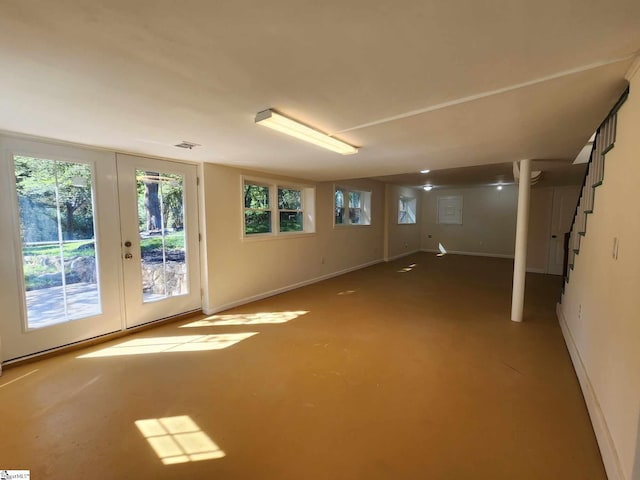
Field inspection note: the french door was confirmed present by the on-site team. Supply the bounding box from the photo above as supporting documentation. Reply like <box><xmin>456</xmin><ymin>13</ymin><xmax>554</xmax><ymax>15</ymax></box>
<box><xmin>116</xmin><ymin>154</ymin><xmax>200</xmax><ymax>328</ymax></box>
<box><xmin>0</xmin><ymin>138</ymin><xmax>201</xmax><ymax>361</ymax></box>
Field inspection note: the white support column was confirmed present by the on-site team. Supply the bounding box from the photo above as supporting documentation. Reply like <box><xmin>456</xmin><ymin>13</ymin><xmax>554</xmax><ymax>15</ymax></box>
<box><xmin>511</xmin><ymin>159</ymin><xmax>532</xmax><ymax>322</ymax></box>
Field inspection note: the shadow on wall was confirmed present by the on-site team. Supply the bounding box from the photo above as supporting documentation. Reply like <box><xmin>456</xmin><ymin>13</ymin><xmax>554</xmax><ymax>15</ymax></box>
<box><xmin>634</xmin><ymin>413</ymin><xmax>640</xmax><ymax>480</ymax></box>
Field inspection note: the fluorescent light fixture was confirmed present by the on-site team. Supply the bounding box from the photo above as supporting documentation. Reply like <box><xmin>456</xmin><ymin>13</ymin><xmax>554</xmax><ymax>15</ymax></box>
<box><xmin>420</xmin><ymin>169</ymin><xmax>430</xmax><ymax>174</ymax></box>
<box><xmin>255</xmin><ymin>109</ymin><xmax>358</xmax><ymax>155</ymax></box>
<box><xmin>423</xmin><ymin>185</ymin><xmax>433</xmax><ymax>191</ymax></box>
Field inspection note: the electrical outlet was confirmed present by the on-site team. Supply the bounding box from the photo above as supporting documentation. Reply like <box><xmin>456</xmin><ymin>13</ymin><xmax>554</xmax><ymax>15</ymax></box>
<box><xmin>578</xmin><ymin>304</ymin><xmax>582</xmax><ymax>320</ymax></box>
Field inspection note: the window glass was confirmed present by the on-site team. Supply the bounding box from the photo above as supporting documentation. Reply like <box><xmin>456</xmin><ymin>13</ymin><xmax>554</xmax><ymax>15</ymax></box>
<box><xmin>244</xmin><ymin>184</ymin><xmax>271</xmax><ymax>234</ymax></box>
<box><xmin>349</xmin><ymin>191</ymin><xmax>362</xmax><ymax>224</ymax></box>
<box><xmin>335</xmin><ymin>189</ymin><xmax>345</xmax><ymax>225</ymax></box>
<box><xmin>136</xmin><ymin>171</ymin><xmax>187</xmax><ymax>302</ymax></box>
<box><xmin>278</xmin><ymin>188</ymin><xmax>303</xmax><ymax>232</ymax></box>
<box><xmin>335</xmin><ymin>187</ymin><xmax>371</xmax><ymax>226</ymax></box>
<box><xmin>14</xmin><ymin>155</ymin><xmax>101</xmax><ymax>329</ymax></box>
<box><xmin>243</xmin><ymin>179</ymin><xmax>314</xmax><ymax>236</ymax></box>
<box><xmin>398</xmin><ymin>196</ymin><xmax>417</xmax><ymax>224</ymax></box>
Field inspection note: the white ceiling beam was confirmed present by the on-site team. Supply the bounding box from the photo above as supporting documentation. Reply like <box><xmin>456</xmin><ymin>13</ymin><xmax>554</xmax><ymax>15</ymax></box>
<box><xmin>332</xmin><ymin>53</ymin><xmax>637</xmax><ymax>136</ymax></box>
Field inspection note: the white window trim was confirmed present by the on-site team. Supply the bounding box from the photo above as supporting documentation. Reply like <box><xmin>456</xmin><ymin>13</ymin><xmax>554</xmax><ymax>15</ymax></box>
<box><xmin>242</xmin><ymin>175</ymin><xmax>315</xmax><ymax>240</ymax></box>
<box><xmin>333</xmin><ymin>185</ymin><xmax>372</xmax><ymax>227</ymax></box>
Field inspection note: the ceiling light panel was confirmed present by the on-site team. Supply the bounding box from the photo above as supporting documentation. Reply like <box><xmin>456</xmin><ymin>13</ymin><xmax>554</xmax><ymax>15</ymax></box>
<box><xmin>255</xmin><ymin>109</ymin><xmax>358</xmax><ymax>155</ymax></box>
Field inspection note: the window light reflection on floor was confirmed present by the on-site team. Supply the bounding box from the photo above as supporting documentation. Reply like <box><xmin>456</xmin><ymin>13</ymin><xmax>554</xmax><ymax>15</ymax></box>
<box><xmin>77</xmin><ymin>332</ymin><xmax>258</xmax><ymax>358</ymax></box>
<box><xmin>398</xmin><ymin>263</ymin><xmax>417</xmax><ymax>273</ymax></box>
<box><xmin>135</xmin><ymin>415</ymin><xmax>225</xmax><ymax>465</ymax></box>
<box><xmin>180</xmin><ymin>310</ymin><xmax>308</xmax><ymax>328</ymax></box>
<box><xmin>0</xmin><ymin>369</ymin><xmax>39</xmax><ymax>389</ymax></box>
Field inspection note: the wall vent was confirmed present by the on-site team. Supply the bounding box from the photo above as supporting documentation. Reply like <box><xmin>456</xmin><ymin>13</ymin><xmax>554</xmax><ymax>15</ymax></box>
<box><xmin>174</xmin><ymin>141</ymin><xmax>200</xmax><ymax>150</ymax></box>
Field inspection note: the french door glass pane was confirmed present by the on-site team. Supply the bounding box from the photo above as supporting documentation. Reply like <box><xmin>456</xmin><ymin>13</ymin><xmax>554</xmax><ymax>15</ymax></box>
<box><xmin>14</xmin><ymin>156</ymin><xmax>101</xmax><ymax>329</ymax></box>
<box><xmin>136</xmin><ymin>170</ymin><xmax>187</xmax><ymax>302</ymax></box>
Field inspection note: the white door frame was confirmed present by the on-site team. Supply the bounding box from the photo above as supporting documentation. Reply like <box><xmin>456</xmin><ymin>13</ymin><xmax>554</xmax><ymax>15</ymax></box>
<box><xmin>0</xmin><ymin>136</ymin><xmax>203</xmax><ymax>362</ymax></box>
<box><xmin>0</xmin><ymin>136</ymin><xmax>124</xmax><ymax>360</ymax></box>
<box><xmin>116</xmin><ymin>154</ymin><xmax>201</xmax><ymax>329</ymax></box>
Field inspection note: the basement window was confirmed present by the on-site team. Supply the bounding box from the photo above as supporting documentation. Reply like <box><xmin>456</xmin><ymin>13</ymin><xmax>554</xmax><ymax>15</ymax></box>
<box><xmin>398</xmin><ymin>196</ymin><xmax>417</xmax><ymax>224</ymax></box>
<box><xmin>243</xmin><ymin>177</ymin><xmax>315</xmax><ymax>238</ymax></box>
<box><xmin>437</xmin><ymin>195</ymin><xmax>463</xmax><ymax>225</ymax></box>
<box><xmin>335</xmin><ymin>186</ymin><xmax>371</xmax><ymax>226</ymax></box>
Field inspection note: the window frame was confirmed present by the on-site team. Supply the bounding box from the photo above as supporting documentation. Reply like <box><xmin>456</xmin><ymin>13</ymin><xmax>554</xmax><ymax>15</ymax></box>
<box><xmin>243</xmin><ymin>180</ymin><xmax>273</xmax><ymax>236</ymax></box>
<box><xmin>242</xmin><ymin>176</ymin><xmax>315</xmax><ymax>239</ymax></box>
<box><xmin>277</xmin><ymin>184</ymin><xmax>305</xmax><ymax>234</ymax></box>
<box><xmin>334</xmin><ymin>185</ymin><xmax>372</xmax><ymax>227</ymax></box>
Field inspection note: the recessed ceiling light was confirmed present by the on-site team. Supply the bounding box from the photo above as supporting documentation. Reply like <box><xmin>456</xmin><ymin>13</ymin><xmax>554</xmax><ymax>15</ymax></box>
<box><xmin>497</xmin><ymin>185</ymin><xmax>503</xmax><ymax>190</ymax></box>
<box><xmin>255</xmin><ymin>109</ymin><xmax>358</xmax><ymax>155</ymax></box>
<box><xmin>420</xmin><ymin>169</ymin><xmax>430</xmax><ymax>174</ymax></box>
<box><xmin>423</xmin><ymin>185</ymin><xmax>433</xmax><ymax>191</ymax></box>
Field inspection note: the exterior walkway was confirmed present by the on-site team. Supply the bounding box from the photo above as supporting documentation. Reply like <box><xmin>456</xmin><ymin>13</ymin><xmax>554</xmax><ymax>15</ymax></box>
<box><xmin>26</xmin><ymin>283</ymin><xmax>100</xmax><ymax>328</ymax></box>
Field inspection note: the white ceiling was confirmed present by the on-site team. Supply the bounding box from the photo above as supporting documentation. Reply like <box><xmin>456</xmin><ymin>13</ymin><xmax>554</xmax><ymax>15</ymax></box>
<box><xmin>0</xmin><ymin>0</ymin><xmax>638</xmax><ymax>181</ymax></box>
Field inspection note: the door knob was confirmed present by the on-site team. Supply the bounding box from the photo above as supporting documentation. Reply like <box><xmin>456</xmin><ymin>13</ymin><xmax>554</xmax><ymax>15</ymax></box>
<box><xmin>124</xmin><ymin>241</ymin><xmax>132</xmax><ymax>247</ymax></box>
<box><xmin>124</xmin><ymin>253</ymin><xmax>133</xmax><ymax>259</ymax></box>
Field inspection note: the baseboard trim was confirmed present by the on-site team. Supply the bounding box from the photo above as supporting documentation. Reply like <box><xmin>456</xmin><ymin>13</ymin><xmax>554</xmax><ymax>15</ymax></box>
<box><xmin>421</xmin><ymin>248</ymin><xmax>514</xmax><ymax>259</ymax></box>
<box><xmin>525</xmin><ymin>267</ymin><xmax>547</xmax><ymax>274</ymax></box>
<box><xmin>556</xmin><ymin>303</ymin><xmax>624</xmax><ymax>480</ymax></box>
<box><xmin>204</xmin><ymin>258</ymin><xmax>384</xmax><ymax>315</ymax></box>
<box><xmin>384</xmin><ymin>249</ymin><xmax>421</xmax><ymax>262</ymax></box>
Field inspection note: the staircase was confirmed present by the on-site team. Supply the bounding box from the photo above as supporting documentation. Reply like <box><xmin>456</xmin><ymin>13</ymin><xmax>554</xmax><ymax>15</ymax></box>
<box><xmin>564</xmin><ymin>87</ymin><xmax>629</xmax><ymax>286</ymax></box>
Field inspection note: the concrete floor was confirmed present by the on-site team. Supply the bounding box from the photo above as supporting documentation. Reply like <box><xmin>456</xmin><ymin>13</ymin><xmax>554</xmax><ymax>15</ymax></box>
<box><xmin>0</xmin><ymin>253</ymin><xmax>605</xmax><ymax>479</ymax></box>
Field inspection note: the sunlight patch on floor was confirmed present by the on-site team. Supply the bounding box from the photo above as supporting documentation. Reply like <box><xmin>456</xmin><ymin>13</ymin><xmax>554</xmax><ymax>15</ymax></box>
<box><xmin>77</xmin><ymin>333</ymin><xmax>258</xmax><ymax>358</ymax></box>
<box><xmin>0</xmin><ymin>369</ymin><xmax>39</xmax><ymax>389</ymax></box>
<box><xmin>135</xmin><ymin>415</ymin><xmax>225</xmax><ymax>465</ymax></box>
<box><xmin>180</xmin><ymin>311</ymin><xmax>308</xmax><ymax>327</ymax></box>
<box><xmin>398</xmin><ymin>263</ymin><xmax>417</xmax><ymax>273</ymax></box>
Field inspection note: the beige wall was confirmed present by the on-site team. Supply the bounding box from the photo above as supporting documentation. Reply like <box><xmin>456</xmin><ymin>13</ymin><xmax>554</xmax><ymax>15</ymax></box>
<box><xmin>559</xmin><ymin>71</ymin><xmax>640</xmax><ymax>480</ymax></box>
<box><xmin>420</xmin><ymin>184</ymin><xmax>580</xmax><ymax>274</ymax></box>
<box><xmin>385</xmin><ymin>184</ymin><xmax>422</xmax><ymax>260</ymax></box>
<box><xmin>201</xmin><ymin>163</ymin><xmax>386</xmax><ymax>312</ymax></box>
<box><xmin>420</xmin><ymin>185</ymin><xmax>518</xmax><ymax>257</ymax></box>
